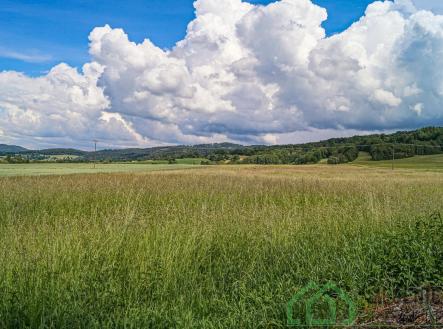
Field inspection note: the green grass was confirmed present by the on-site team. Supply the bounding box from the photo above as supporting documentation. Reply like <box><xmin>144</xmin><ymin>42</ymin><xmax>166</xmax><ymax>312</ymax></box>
<box><xmin>353</xmin><ymin>153</ymin><xmax>443</xmax><ymax>170</ymax></box>
<box><xmin>0</xmin><ymin>162</ymin><xmax>200</xmax><ymax>177</ymax></box>
<box><xmin>0</xmin><ymin>165</ymin><xmax>442</xmax><ymax>328</ymax></box>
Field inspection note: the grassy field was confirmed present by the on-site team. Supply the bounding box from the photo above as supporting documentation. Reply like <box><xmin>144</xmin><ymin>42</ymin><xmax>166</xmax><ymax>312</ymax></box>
<box><xmin>0</xmin><ymin>165</ymin><xmax>442</xmax><ymax>328</ymax></box>
<box><xmin>353</xmin><ymin>153</ymin><xmax>443</xmax><ymax>170</ymax></box>
<box><xmin>0</xmin><ymin>162</ymin><xmax>200</xmax><ymax>177</ymax></box>
<box><xmin>1</xmin><ymin>153</ymin><xmax>442</xmax><ymax>177</ymax></box>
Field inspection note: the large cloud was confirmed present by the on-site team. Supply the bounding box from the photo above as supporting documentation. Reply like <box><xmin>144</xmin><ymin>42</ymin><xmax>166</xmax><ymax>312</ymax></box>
<box><xmin>1</xmin><ymin>0</ymin><xmax>442</xmax><ymax>148</ymax></box>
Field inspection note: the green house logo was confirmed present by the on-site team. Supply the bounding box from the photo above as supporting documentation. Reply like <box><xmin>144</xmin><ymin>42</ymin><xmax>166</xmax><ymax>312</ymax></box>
<box><xmin>287</xmin><ymin>282</ymin><xmax>356</xmax><ymax>327</ymax></box>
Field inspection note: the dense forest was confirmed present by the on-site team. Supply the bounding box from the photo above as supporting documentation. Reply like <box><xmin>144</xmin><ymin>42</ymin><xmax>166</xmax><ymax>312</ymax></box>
<box><xmin>1</xmin><ymin>127</ymin><xmax>442</xmax><ymax>165</ymax></box>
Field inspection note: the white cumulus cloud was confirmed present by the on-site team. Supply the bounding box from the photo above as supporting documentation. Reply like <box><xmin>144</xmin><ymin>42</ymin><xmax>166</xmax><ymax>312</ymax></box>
<box><xmin>0</xmin><ymin>0</ymin><xmax>442</xmax><ymax>148</ymax></box>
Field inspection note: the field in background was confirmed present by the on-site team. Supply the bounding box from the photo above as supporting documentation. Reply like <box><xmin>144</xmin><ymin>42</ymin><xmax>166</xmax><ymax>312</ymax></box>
<box><xmin>0</xmin><ymin>165</ymin><xmax>442</xmax><ymax>328</ymax></box>
<box><xmin>0</xmin><ymin>162</ymin><xmax>200</xmax><ymax>177</ymax></box>
<box><xmin>353</xmin><ymin>153</ymin><xmax>443</xmax><ymax>170</ymax></box>
<box><xmin>2</xmin><ymin>153</ymin><xmax>443</xmax><ymax>177</ymax></box>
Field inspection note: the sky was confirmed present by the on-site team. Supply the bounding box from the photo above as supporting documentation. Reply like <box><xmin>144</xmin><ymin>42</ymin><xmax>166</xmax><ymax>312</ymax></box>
<box><xmin>0</xmin><ymin>0</ymin><xmax>442</xmax><ymax>149</ymax></box>
<box><xmin>0</xmin><ymin>0</ymin><xmax>376</xmax><ymax>75</ymax></box>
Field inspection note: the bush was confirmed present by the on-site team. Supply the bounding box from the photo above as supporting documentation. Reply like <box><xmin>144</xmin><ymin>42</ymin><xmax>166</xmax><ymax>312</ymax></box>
<box><xmin>327</xmin><ymin>157</ymin><xmax>340</xmax><ymax>165</ymax></box>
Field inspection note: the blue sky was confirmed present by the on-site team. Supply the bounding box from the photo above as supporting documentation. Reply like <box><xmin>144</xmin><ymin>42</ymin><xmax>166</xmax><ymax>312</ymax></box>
<box><xmin>1</xmin><ymin>0</ymin><xmax>441</xmax><ymax>148</ymax></box>
<box><xmin>0</xmin><ymin>0</ymin><xmax>374</xmax><ymax>76</ymax></box>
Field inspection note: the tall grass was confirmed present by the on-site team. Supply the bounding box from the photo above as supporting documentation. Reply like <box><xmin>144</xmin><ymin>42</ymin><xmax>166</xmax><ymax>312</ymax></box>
<box><xmin>0</xmin><ymin>166</ymin><xmax>442</xmax><ymax>328</ymax></box>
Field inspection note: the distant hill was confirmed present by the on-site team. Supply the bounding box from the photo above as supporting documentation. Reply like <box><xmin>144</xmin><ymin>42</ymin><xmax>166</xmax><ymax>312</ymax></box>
<box><xmin>2</xmin><ymin>127</ymin><xmax>442</xmax><ymax>164</ymax></box>
<box><xmin>5</xmin><ymin>142</ymin><xmax>246</xmax><ymax>162</ymax></box>
<box><xmin>0</xmin><ymin>144</ymin><xmax>28</xmax><ymax>154</ymax></box>
<box><xmin>84</xmin><ymin>143</ymin><xmax>246</xmax><ymax>161</ymax></box>
<box><xmin>34</xmin><ymin>148</ymin><xmax>88</xmax><ymax>157</ymax></box>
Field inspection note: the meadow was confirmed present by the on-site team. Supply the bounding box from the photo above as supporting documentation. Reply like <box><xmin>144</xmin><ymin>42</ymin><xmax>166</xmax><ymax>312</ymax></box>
<box><xmin>0</xmin><ymin>162</ymin><xmax>200</xmax><ymax>177</ymax></box>
<box><xmin>0</xmin><ymin>164</ymin><xmax>442</xmax><ymax>328</ymax></box>
<box><xmin>353</xmin><ymin>153</ymin><xmax>443</xmax><ymax>171</ymax></box>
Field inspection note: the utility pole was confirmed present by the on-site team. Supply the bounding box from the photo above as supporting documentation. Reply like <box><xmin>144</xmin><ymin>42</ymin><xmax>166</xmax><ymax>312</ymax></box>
<box><xmin>93</xmin><ymin>140</ymin><xmax>98</xmax><ymax>169</ymax></box>
<box><xmin>392</xmin><ymin>144</ymin><xmax>395</xmax><ymax>171</ymax></box>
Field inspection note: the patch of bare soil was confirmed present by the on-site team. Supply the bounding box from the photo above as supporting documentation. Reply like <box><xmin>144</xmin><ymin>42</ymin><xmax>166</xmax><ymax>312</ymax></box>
<box><xmin>360</xmin><ymin>291</ymin><xmax>443</xmax><ymax>328</ymax></box>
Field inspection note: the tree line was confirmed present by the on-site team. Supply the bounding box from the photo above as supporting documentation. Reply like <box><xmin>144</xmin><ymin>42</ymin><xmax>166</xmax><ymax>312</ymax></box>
<box><xmin>1</xmin><ymin>127</ymin><xmax>442</xmax><ymax>165</ymax></box>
